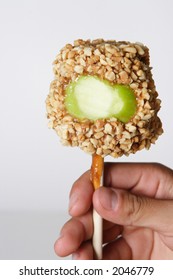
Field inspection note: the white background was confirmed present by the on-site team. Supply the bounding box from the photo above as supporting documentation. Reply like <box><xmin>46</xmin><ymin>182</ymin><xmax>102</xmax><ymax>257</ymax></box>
<box><xmin>0</xmin><ymin>260</ymin><xmax>173</xmax><ymax>280</ymax></box>
<box><xmin>0</xmin><ymin>0</ymin><xmax>173</xmax><ymax>259</ymax></box>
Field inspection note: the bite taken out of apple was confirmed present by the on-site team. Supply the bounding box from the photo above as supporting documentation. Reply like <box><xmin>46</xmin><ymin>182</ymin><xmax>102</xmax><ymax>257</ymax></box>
<box><xmin>65</xmin><ymin>75</ymin><xmax>137</xmax><ymax>123</ymax></box>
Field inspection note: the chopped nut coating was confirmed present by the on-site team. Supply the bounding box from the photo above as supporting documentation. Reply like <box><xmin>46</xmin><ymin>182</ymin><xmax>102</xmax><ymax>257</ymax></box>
<box><xmin>46</xmin><ymin>39</ymin><xmax>163</xmax><ymax>157</ymax></box>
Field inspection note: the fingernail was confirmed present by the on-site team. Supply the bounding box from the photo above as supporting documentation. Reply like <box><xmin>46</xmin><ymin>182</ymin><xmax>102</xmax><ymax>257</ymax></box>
<box><xmin>99</xmin><ymin>189</ymin><xmax>117</xmax><ymax>210</ymax></box>
<box><xmin>69</xmin><ymin>193</ymin><xmax>78</xmax><ymax>212</ymax></box>
<box><xmin>54</xmin><ymin>234</ymin><xmax>64</xmax><ymax>255</ymax></box>
<box><xmin>72</xmin><ymin>252</ymin><xmax>79</xmax><ymax>260</ymax></box>
<box><xmin>56</xmin><ymin>233</ymin><xmax>64</xmax><ymax>243</ymax></box>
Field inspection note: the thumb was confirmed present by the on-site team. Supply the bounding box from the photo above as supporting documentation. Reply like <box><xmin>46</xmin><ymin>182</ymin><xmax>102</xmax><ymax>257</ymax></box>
<box><xmin>93</xmin><ymin>187</ymin><xmax>173</xmax><ymax>234</ymax></box>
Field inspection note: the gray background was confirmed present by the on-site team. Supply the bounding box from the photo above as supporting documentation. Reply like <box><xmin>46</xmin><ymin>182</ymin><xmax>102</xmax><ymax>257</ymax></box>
<box><xmin>0</xmin><ymin>0</ymin><xmax>172</xmax><ymax>259</ymax></box>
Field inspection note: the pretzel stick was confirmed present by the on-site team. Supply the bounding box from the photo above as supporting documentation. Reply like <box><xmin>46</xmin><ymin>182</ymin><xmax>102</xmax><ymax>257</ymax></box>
<box><xmin>91</xmin><ymin>154</ymin><xmax>104</xmax><ymax>260</ymax></box>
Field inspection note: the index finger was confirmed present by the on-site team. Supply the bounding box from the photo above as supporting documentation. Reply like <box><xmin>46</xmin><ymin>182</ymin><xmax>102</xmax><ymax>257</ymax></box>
<box><xmin>69</xmin><ymin>170</ymin><xmax>93</xmax><ymax>216</ymax></box>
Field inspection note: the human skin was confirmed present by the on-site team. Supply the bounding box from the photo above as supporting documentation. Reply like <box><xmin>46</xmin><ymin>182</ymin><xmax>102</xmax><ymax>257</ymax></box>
<box><xmin>54</xmin><ymin>163</ymin><xmax>173</xmax><ymax>259</ymax></box>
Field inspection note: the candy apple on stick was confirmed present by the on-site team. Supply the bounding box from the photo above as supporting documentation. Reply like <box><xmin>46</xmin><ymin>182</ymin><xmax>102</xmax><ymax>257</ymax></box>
<box><xmin>46</xmin><ymin>39</ymin><xmax>163</xmax><ymax>259</ymax></box>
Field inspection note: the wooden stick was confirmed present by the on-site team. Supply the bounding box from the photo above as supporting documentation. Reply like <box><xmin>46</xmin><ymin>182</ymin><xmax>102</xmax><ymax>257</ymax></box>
<box><xmin>91</xmin><ymin>154</ymin><xmax>104</xmax><ymax>260</ymax></box>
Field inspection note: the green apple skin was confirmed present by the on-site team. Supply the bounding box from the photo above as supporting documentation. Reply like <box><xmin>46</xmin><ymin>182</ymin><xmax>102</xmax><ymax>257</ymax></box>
<box><xmin>65</xmin><ymin>76</ymin><xmax>137</xmax><ymax>123</ymax></box>
<box><xmin>114</xmin><ymin>85</ymin><xmax>137</xmax><ymax>123</ymax></box>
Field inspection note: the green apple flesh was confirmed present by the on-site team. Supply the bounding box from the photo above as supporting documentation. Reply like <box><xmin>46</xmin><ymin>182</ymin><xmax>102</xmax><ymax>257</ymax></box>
<box><xmin>65</xmin><ymin>76</ymin><xmax>137</xmax><ymax>123</ymax></box>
